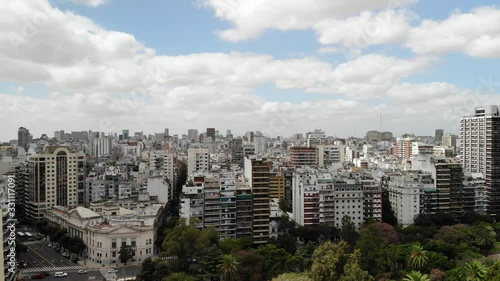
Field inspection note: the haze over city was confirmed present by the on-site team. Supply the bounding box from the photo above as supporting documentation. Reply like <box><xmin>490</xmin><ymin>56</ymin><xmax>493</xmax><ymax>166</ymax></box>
<box><xmin>1</xmin><ymin>0</ymin><xmax>500</xmax><ymax>141</ymax></box>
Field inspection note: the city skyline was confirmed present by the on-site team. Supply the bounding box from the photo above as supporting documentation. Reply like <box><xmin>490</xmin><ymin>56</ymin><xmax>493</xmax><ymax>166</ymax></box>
<box><xmin>1</xmin><ymin>0</ymin><xmax>500</xmax><ymax>141</ymax></box>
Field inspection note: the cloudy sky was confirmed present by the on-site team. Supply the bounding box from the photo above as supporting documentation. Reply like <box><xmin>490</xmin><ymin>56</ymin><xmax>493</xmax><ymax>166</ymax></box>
<box><xmin>1</xmin><ymin>0</ymin><xmax>500</xmax><ymax>141</ymax></box>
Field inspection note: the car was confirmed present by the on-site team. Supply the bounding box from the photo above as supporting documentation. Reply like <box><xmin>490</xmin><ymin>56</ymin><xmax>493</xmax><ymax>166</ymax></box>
<box><xmin>31</xmin><ymin>274</ymin><xmax>44</xmax><ymax>279</ymax></box>
<box><xmin>107</xmin><ymin>269</ymin><xmax>119</xmax><ymax>273</ymax></box>
<box><xmin>54</xmin><ymin>272</ymin><xmax>68</xmax><ymax>278</ymax></box>
<box><xmin>77</xmin><ymin>270</ymin><xmax>88</xmax><ymax>274</ymax></box>
<box><xmin>41</xmin><ymin>272</ymin><xmax>50</xmax><ymax>276</ymax></box>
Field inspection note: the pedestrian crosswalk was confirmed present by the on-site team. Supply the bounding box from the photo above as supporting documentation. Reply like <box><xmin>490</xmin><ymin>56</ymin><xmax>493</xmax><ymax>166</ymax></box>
<box><xmin>21</xmin><ymin>265</ymin><xmax>83</xmax><ymax>274</ymax></box>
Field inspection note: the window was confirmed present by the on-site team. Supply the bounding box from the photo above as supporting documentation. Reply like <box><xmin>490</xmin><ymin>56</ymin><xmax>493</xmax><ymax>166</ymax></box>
<box><xmin>112</xmin><ymin>252</ymin><xmax>116</xmax><ymax>257</ymax></box>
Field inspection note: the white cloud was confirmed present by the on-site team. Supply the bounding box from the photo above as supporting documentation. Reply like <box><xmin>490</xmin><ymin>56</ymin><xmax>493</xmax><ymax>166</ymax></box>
<box><xmin>69</xmin><ymin>0</ymin><xmax>108</xmax><ymax>7</ymax></box>
<box><xmin>202</xmin><ymin>0</ymin><xmax>416</xmax><ymax>42</ymax></box>
<box><xmin>405</xmin><ymin>6</ymin><xmax>500</xmax><ymax>57</ymax></box>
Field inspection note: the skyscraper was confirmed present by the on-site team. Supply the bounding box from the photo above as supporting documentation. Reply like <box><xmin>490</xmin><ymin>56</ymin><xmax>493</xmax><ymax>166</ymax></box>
<box><xmin>188</xmin><ymin>129</ymin><xmax>198</xmax><ymax>142</ymax></box>
<box><xmin>244</xmin><ymin>157</ymin><xmax>270</xmax><ymax>244</ymax></box>
<box><xmin>206</xmin><ymin>128</ymin><xmax>215</xmax><ymax>141</ymax></box>
<box><xmin>18</xmin><ymin>127</ymin><xmax>30</xmax><ymax>150</ymax></box>
<box><xmin>435</xmin><ymin>129</ymin><xmax>444</xmax><ymax>144</ymax></box>
<box><xmin>460</xmin><ymin>106</ymin><xmax>500</xmax><ymax>214</ymax></box>
<box><xmin>25</xmin><ymin>146</ymin><xmax>86</xmax><ymax>221</ymax></box>
<box><xmin>122</xmin><ymin>129</ymin><xmax>129</xmax><ymax>140</ymax></box>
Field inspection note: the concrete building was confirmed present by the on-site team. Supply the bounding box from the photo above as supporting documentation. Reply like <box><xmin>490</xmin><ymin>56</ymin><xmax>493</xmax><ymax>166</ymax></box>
<box><xmin>229</xmin><ymin>139</ymin><xmax>244</xmax><ymax>166</ymax></box>
<box><xmin>18</xmin><ymin>127</ymin><xmax>31</xmax><ymax>151</ymax></box>
<box><xmin>290</xmin><ymin>147</ymin><xmax>317</xmax><ymax>167</ymax></box>
<box><xmin>435</xmin><ymin>129</ymin><xmax>444</xmax><ymax>144</ymax></box>
<box><xmin>442</xmin><ymin>133</ymin><xmax>457</xmax><ymax>153</ymax></box>
<box><xmin>90</xmin><ymin>137</ymin><xmax>112</xmax><ymax>157</ymax></box>
<box><xmin>187</xmin><ymin>129</ymin><xmax>199</xmax><ymax>142</ymax></box>
<box><xmin>387</xmin><ymin>174</ymin><xmax>424</xmax><ymax>227</ymax></box>
<box><xmin>187</xmin><ymin>148</ymin><xmax>209</xmax><ymax>176</ymax></box>
<box><xmin>269</xmin><ymin>174</ymin><xmax>285</xmax><ymax>199</ymax></box>
<box><xmin>206</xmin><ymin>128</ymin><xmax>216</xmax><ymax>142</ymax></box>
<box><xmin>45</xmin><ymin>203</ymin><xmax>161</xmax><ymax>266</ymax></box>
<box><xmin>245</xmin><ymin>158</ymin><xmax>270</xmax><ymax>244</ymax></box>
<box><xmin>460</xmin><ymin>106</ymin><xmax>500</xmax><ymax>214</ymax></box>
<box><xmin>316</xmin><ymin>145</ymin><xmax>345</xmax><ymax>168</ymax></box>
<box><xmin>254</xmin><ymin>136</ymin><xmax>267</xmax><ymax>155</ymax></box>
<box><xmin>25</xmin><ymin>146</ymin><xmax>86</xmax><ymax>222</ymax></box>
<box><xmin>411</xmin><ymin>143</ymin><xmax>434</xmax><ymax>156</ymax></box>
<box><xmin>396</xmin><ymin>137</ymin><xmax>415</xmax><ymax>159</ymax></box>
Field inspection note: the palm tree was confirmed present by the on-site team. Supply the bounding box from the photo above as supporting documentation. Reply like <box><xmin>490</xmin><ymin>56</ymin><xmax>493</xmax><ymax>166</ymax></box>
<box><xmin>463</xmin><ymin>260</ymin><xmax>487</xmax><ymax>281</ymax></box>
<box><xmin>407</xmin><ymin>244</ymin><xmax>429</xmax><ymax>270</ymax></box>
<box><xmin>475</xmin><ymin>224</ymin><xmax>497</xmax><ymax>251</ymax></box>
<box><xmin>217</xmin><ymin>254</ymin><xmax>240</xmax><ymax>281</ymax></box>
<box><xmin>403</xmin><ymin>271</ymin><xmax>431</xmax><ymax>281</ymax></box>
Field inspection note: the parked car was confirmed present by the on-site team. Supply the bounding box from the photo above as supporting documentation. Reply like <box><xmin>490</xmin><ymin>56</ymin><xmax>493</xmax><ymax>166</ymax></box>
<box><xmin>54</xmin><ymin>272</ymin><xmax>68</xmax><ymax>278</ymax></box>
<box><xmin>31</xmin><ymin>274</ymin><xmax>44</xmax><ymax>279</ymax></box>
<box><xmin>77</xmin><ymin>270</ymin><xmax>88</xmax><ymax>274</ymax></box>
<box><xmin>107</xmin><ymin>269</ymin><xmax>119</xmax><ymax>273</ymax></box>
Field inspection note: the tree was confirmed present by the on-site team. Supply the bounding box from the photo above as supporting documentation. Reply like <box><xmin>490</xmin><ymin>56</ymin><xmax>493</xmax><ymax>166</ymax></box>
<box><xmin>462</xmin><ymin>260</ymin><xmax>487</xmax><ymax>281</ymax></box>
<box><xmin>272</xmin><ymin>273</ymin><xmax>312</xmax><ymax>281</ymax></box>
<box><xmin>356</xmin><ymin>222</ymin><xmax>400</xmax><ymax>279</ymax></box>
<box><xmin>407</xmin><ymin>244</ymin><xmax>429</xmax><ymax>270</ymax></box>
<box><xmin>119</xmin><ymin>245</ymin><xmax>134</xmax><ymax>265</ymax></box>
<box><xmin>235</xmin><ymin>249</ymin><xmax>264</xmax><ymax>281</ymax></box>
<box><xmin>473</xmin><ymin>223</ymin><xmax>497</xmax><ymax>252</ymax></box>
<box><xmin>217</xmin><ymin>254</ymin><xmax>240</xmax><ymax>281</ymax></box>
<box><xmin>256</xmin><ymin>244</ymin><xmax>291</xmax><ymax>279</ymax></box>
<box><xmin>340</xmin><ymin>216</ymin><xmax>357</xmax><ymax>246</ymax></box>
<box><xmin>274</xmin><ymin>233</ymin><xmax>297</xmax><ymax>254</ymax></box>
<box><xmin>430</xmin><ymin>269</ymin><xmax>446</xmax><ymax>281</ymax></box>
<box><xmin>278</xmin><ymin>197</ymin><xmax>290</xmax><ymax>212</ymax></box>
<box><xmin>161</xmin><ymin>218</ymin><xmax>217</xmax><ymax>272</ymax></box>
<box><xmin>339</xmin><ymin>250</ymin><xmax>374</xmax><ymax>281</ymax></box>
<box><xmin>164</xmin><ymin>272</ymin><xmax>196</xmax><ymax>281</ymax></box>
<box><xmin>403</xmin><ymin>271</ymin><xmax>431</xmax><ymax>281</ymax></box>
<box><xmin>136</xmin><ymin>257</ymin><xmax>157</xmax><ymax>281</ymax></box>
<box><xmin>484</xmin><ymin>260</ymin><xmax>500</xmax><ymax>281</ymax></box>
<box><xmin>310</xmin><ymin>240</ymin><xmax>349</xmax><ymax>281</ymax></box>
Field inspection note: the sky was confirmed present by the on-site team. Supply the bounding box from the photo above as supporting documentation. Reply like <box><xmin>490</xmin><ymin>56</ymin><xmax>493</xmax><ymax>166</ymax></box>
<box><xmin>1</xmin><ymin>0</ymin><xmax>500</xmax><ymax>141</ymax></box>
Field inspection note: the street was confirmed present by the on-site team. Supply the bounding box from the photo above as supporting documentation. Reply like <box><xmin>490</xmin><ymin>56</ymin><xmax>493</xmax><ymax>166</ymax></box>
<box><xmin>19</xmin><ymin>242</ymin><xmax>77</xmax><ymax>268</ymax></box>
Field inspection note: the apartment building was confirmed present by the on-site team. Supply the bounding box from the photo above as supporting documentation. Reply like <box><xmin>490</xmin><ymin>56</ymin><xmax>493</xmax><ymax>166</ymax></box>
<box><xmin>187</xmin><ymin>148</ymin><xmax>209</xmax><ymax>176</ymax></box>
<box><xmin>290</xmin><ymin>147</ymin><xmax>317</xmax><ymax>167</ymax></box>
<box><xmin>460</xmin><ymin>106</ymin><xmax>500</xmax><ymax>214</ymax></box>
<box><xmin>25</xmin><ymin>146</ymin><xmax>86</xmax><ymax>222</ymax></box>
<box><xmin>316</xmin><ymin>145</ymin><xmax>345</xmax><ymax>168</ymax></box>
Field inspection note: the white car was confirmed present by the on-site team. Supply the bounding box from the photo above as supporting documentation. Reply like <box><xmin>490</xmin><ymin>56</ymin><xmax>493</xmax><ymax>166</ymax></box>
<box><xmin>107</xmin><ymin>269</ymin><xmax>119</xmax><ymax>273</ymax></box>
<box><xmin>54</xmin><ymin>272</ymin><xmax>68</xmax><ymax>278</ymax></box>
<box><xmin>77</xmin><ymin>270</ymin><xmax>88</xmax><ymax>274</ymax></box>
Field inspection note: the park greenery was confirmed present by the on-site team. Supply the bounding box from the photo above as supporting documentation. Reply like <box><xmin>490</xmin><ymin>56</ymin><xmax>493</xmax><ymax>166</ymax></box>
<box><xmin>137</xmin><ymin>211</ymin><xmax>500</xmax><ymax>281</ymax></box>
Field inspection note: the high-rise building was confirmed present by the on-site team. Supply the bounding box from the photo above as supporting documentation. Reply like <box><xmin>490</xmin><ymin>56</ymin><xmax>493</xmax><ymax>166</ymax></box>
<box><xmin>164</xmin><ymin>128</ymin><xmax>169</xmax><ymax>137</ymax></box>
<box><xmin>460</xmin><ymin>106</ymin><xmax>500</xmax><ymax>214</ymax></box>
<box><xmin>226</xmin><ymin>130</ymin><xmax>232</xmax><ymax>139</ymax></box>
<box><xmin>25</xmin><ymin>146</ymin><xmax>86</xmax><ymax>222</ymax></box>
<box><xmin>229</xmin><ymin>139</ymin><xmax>244</xmax><ymax>166</ymax></box>
<box><xmin>290</xmin><ymin>147</ymin><xmax>317</xmax><ymax>167</ymax></box>
<box><xmin>442</xmin><ymin>133</ymin><xmax>458</xmax><ymax>154</ymax></box>
<box><xmin>206</xmin><ymin>128</ymin><xmax>216</xmax><ymax>141</ymax></box>
<box><xmin>245</xmin><ymin>157</ymin><xmax>270</xmax><ymax>244</ymax></box>
<box><xmin>187</xmin><ymin>129</ymin><xmax>198</xmax><ymax>142</ymax></box>
<box><xmin>396</xmin><ymin>136</ymin><xmax>414</xmax><ymax>159</ymax></box>
<box><xmin>122</xmin><ymin>129</ymin><xmax>129</xmax><ymax>140</ymax></box>
<box><xmin>187</xmin><ymin>148</ymin><xmax>209</xmax><ymax>176</ymax></box>
<box><xmin>254</xmin><ymin>135</ymin><xmax>267</xmax><ymax>155</ymax></box>
<box><xmin>90</xmin><ymin>137</ymin><xmax>112</xmax><ymax>157</ymax></box>
<box><xmin>435</xmin><ymin>129</ymin><xmax>444</xmax><ymax>144</ymax></box>
<box><xmin>316</xmin><ymin>145</ymin><xmax>346</xmax><ymax>167</ymax></box>
<box><xmin>18</xmin><ymin>127</ymin><xmax>30</xmax><ymax>150</ymax></box>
